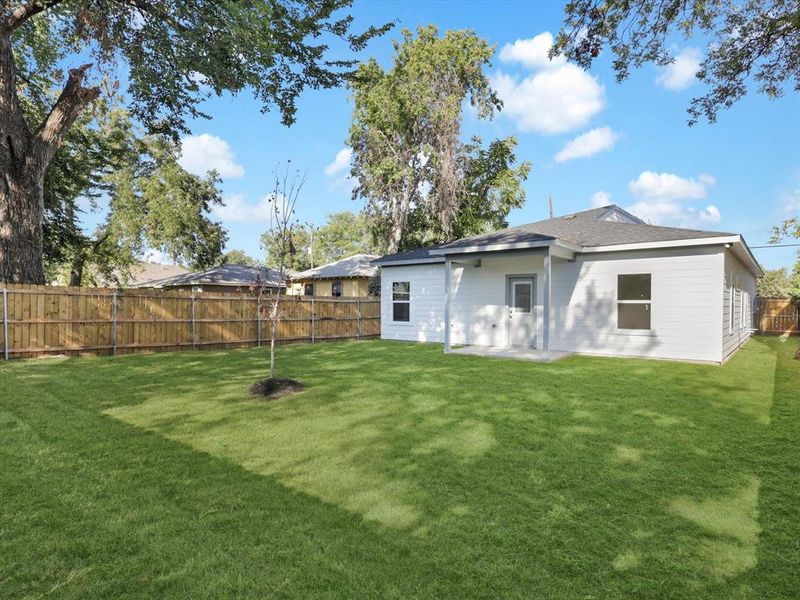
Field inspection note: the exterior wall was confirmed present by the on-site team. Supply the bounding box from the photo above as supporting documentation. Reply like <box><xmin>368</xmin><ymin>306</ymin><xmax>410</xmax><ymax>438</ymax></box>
<box><xmin>722</xmin><ymin>249</ymin><xmax>757</xmax><ymax>360</ymax></box>
<box><xmin>381</xmin><ymin>245</ymin><xmax>731</xmax><ymax>362</ymax></box>
<box><xmin>288</xmin><ymin>277</ymin><xmax>371</xmax><ymax>297</ymax></box>
<box><xmin>549</xmin><ymin>247</ymin><xmax>724</xmax><ymax>362</ymax></box>
<box><xmin>381</xmin><ymin>264</ymin><xmax>446</xmax><ymax>343</ymax></box>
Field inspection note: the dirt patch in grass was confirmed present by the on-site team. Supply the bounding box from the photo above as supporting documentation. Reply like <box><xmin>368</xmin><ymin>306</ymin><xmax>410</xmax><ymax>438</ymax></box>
<box><xmin>250</xmin><ymin>378</ymin><xmax>304</xmax><ymax>399</ymax></box>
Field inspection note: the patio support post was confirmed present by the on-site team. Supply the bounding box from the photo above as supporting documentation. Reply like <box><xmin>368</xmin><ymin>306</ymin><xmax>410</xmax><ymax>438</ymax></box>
<box><xmin>444</xmin><ymin>257</ymin><xmax>452</xmax><ymax>353</ymax></box>
<box><xmin>543</xmin><ymin>247</ymin><xmax>551</xmax><ymax>355</ymax></box>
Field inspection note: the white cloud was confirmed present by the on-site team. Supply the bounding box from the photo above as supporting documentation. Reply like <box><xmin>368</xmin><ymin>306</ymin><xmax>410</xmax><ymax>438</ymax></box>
<box><xmin>628</xmin><ymin>171</ymin><xmax>716</xmax><ymax>201</ymax></box>
<box><xmin>324</xmin><ymin>147</ymin><xmax>352</xmax><ymax>177</ymax></box>
<box><xmin>493</xmin><ymin>31</ymin><xmax>605</xmax><ymax>135</ymax></box>
<box><xmin>178</xmin><ymin>134</ymin><xmax>244</xmax><ymax>179</ymax></box>
<box><xmin>212</xmin><ymin>195</ymin><xmax>270</xmax><ymax>223</ymax></box>
<box><xmin>498</xmin><ymin>32</ymin><xmax>566</xmax><ymax>70</ymax></box>
<box><xmin>627</xmin><ymin>200</ymin><xmax>721</xmax><ymax>228</ymax></box>
<box><xmin>555</xmin><ymin>127</ymin><xmax>619</xmax><ymax>162</ymax></box>
<box><xmin>590</xmin><ymin>191</ymin><xmax>612</xmax><ymax>208</ymax></box>
<box><xmin>656</xmin><ymin>48</ymin><xmax>702</xmax><ymax>91</ymax></box>
<box><xmin>491</xmin><ymin>67</ymin><xmax>604</xmax><ymax>135</ymax></box>
<box><xmin>782</xmin><ymin>188</ymin><xmax>800</xmax><ymax>213</ymax></box>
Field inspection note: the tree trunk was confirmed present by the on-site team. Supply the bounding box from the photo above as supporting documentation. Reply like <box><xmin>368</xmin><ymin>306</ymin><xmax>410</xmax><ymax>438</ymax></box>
<box><xmin>386</xmin><ymin>185</ymin><xmax>413</xmax><ymax>255</ymax></box>
<box><xmin>68</xmin><ymin>249</ymin><xmax>86</xmax><ymax>287</ymax></box>
<box><xmin>0</xmin><ymin>161</ymin><xmax>46</xmax><ymax>283</ymax></box>
<box><xmin>0</xmin><ymin>28</ymin><xmax>98</xmax><ymax>283</ymax></box>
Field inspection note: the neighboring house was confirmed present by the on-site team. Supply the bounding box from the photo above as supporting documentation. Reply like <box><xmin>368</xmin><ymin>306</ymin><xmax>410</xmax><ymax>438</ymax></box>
<box><xmin>134</xmin><ymin>265</ymin><xmax>284</xmax><ymax>293</ymax></box>
<box><xmin>373</xmin><ymin>205</ymin><xmax>762</xmax><ymax>364</ymax></box>
<box><xmin>95</xmin><ymin>262</ymin><xmax>190</xmax><ymax>287</ymax></box>
<box><xmin>289</xmin><ymin>254</ymin><xmax>379</xmax><ymax>297</ymax></box>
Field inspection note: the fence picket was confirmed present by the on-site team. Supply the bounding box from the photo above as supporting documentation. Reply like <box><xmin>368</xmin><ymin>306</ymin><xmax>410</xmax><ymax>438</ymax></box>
<box><xmin>0</xmin><ymin>284</ymin><xmax>380</xmax><ymax>359</ymax></box>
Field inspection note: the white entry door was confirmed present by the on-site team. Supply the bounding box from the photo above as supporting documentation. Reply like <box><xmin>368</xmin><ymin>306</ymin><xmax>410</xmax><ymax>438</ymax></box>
<box><xmin>507</xmin><ymin>277</ymin><xmax>536</xmax><ymax>348</ymax></box>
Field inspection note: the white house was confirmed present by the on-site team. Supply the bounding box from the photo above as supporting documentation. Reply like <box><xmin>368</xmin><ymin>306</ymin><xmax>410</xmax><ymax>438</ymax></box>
<box><xmin>373</xmin><ymin>205</ymin><xmax>762</xmax><ymax>363</ymax></box>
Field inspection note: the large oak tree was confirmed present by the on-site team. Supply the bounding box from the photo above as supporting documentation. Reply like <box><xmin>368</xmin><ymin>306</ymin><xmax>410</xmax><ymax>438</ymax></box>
<box><xmin>0</xmin><ymin>0</ymin><xmax>389</xmax><ymax>283</ymax></box>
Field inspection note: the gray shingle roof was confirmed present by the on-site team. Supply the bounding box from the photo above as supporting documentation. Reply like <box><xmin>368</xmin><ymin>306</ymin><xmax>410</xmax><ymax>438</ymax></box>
<box><xmin>133</xmin><ymin>265</ymin><xmax>284</xmax><ymax>288</ymax></box>
<box><xmin>441</xmin><ymin>205</ymin><xmax>736</xmax><ymax>249</ymax></box>
<box><xmin>291</xmin><ymin>254</ymin><xmax>379</xmax><ymax>280</ymax></box>
<box><xmin>372</xmin><ymin>245</ymin><xmax>447</xmax><ymax>265</ymax></box>
<box><xmin>375</xmin><ymin>205</ymin><xmax>739</xmax><ymax>265</ymax></box>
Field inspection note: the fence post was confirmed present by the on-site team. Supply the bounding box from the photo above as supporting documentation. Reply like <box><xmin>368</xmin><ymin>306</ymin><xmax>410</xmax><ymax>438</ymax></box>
<box><xmin>190</xmin><ymin>293</ymin><xmax>196</xmax><ymax>351</ymax></box>
<box><xmin>256</xmin><ymin>295</ymin><xmax>261</xmax><ymax>347</ymax></box>
<box><xmin>311</xmin><ymin>297</ymin><xmax>315</xmax><ymax>343</ymax></box>
<box><xmin>112</xmin><ymin>291</ymin><xmax>118</xmax><ymax>356</ymax></box>
<box><xmin>357</xmin><ymin>298</ymin><xmax>361</xmax><ymax>340</ymax></box>
<box><xmin>2</xmin><ymin>288</ymin><xmax>8</xmax><ymax>360</ymax></box>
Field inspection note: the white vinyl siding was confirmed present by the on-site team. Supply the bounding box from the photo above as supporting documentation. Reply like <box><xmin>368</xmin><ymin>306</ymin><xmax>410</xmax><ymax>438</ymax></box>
<box><xmin>549</xmin><ymin>247</ymin><xmax>723</xmax><ymax>362</ymax></box>
<box><xmin>722</xmin><ymin>249</ymin><xmax>756</xmax><ymax>360</ymax></box>
<box><xmin>380</xmin><ymin>244</ymin><xmax>756</xmax><ymax>363</ymax></box>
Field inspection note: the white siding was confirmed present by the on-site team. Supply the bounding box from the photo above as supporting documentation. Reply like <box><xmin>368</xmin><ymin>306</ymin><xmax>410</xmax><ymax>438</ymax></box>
<box><xmin>381</xmin><ymin>265</ymin><xmax>446</xmax><ymax>343</ymax></box>
<box><xmin>722</xmin><ymin>249</ymin><xmax>757</xmax><ymax>360</ymax></box>
<box><xmin>549</xmin><ymin>247</ymin><xmax>724</xmax><ymax>362</ymax></box>
<box><xmin>381</xmin><ymin>245</ymin><xmax>735</xmax><ymax>363</ymax></box>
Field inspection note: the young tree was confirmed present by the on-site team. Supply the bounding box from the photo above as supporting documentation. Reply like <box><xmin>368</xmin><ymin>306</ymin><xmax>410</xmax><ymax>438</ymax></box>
<box><xmin>261</xmin><ymin>224</ymin><xmax>316</xmax><ymax>272</ymax></box>
<box><xmin>1</xmin><ymin>1</ymin><xmax>390</xmax><ymax>284</ymax></box>
<box><xmin>552</xmin><ymin>0</ymin><xmax>800</xmax><ymax>124</ymax></box>
<box><xmin>253</xmin><ymin>163</ymin><xmax>306</xmax><ymax>380</ymax></box>
<box><xmin>348</xmin><ymin>26</ymin><xmax>504</xmax><ymax>254</ymax></box>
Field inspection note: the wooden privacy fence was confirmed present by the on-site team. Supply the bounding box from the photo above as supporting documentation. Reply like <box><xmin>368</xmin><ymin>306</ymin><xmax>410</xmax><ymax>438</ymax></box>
<box><xmin>755</xmin><ymin>297</ymin><xmax>799</xmax><ymax>335</ymax></box>
<box><xmin>0</xmin><ymin>284</ymin><xmax>380</xmax><ymax>360</ymax></box>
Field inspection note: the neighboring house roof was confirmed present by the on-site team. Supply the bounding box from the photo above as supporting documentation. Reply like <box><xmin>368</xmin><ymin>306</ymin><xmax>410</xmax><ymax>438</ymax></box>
<box><xmin>374</xmin><ymin>205</ymin><xmax>762</xmax><ymax>276</ymax></box>
<box><xmin>291</xmin><ymin>254</ymin><xmax>379</xmax><ymax>280</ymax></box>
<box><xmin>98</xmin><ymin>262</ymin><xmax>190</xmax><ymax>287</ymax></box>
<box><xmin>133</xmin><ymin>265</ymin><xmax>284</xmax><ymax>289</ymax></box>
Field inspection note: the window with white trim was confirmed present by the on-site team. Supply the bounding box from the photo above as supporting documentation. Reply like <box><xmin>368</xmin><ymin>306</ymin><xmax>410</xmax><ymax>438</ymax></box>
<box><xmin>617</xmin><ymin>274</ymin><xmax>651</xmax><ymax>330</ymax></box>
<box><xmin>733</xmin><ymin>284</ymin><xmax>739</xmax><ymax>333</ymax></box>
<box><xmin>728</xmin><ymin>275</ymin><xmax>734</xmax><ymax>334</ymax></box>
<box><xmin>392</xmin><ymin>282</ymin><xmax>410</xmax><ymax>322</ymax></box>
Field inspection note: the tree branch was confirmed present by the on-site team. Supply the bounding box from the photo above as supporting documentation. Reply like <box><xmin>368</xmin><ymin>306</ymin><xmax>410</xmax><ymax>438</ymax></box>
<box><xmin>1</xmin><ymin>0</ymin><xmax>65</xmax><ymax>35</ymax></box>
<box><xmin>32</xmin><ymin>63</ymin><xmax>100</xmax><ymax>168</ymax></box>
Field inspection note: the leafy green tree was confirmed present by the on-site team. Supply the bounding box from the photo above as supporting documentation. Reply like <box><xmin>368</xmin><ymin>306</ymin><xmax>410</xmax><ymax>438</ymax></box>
<box><xmin>757</xmin><ymin>267</ymin><xmax>800</xmax><ymax>298</ymax></box>
<box><xmin>349</xmin><ymin>25</ymin><xmax>506</xmax><ymax>254</ymax></box>
<box><xmin>220</xmin><ymin>250</ymin><xmax>261</xmax><ymax>267</ymax></box>
<box><xmin>552</xmin><ymin>0</ymin><xmax>800</xmax><ymax>124</ymax></box>
<box><xmin>770</xmin><ymin>216</ymin><xmax>800</xmax><ymax>279</ymax></box>
<box><xmin>261</xmin><ymin>225</ymin><xmax>316</xmax><ymax>272</ymax></box>
<box><xmin>315</xmin><ymin>211</ymin><xmax>378</xmax><ymax>261</ymax></box>
<box><xmin>1</xmin><ymin>1</ymin><xmax>390</xmax><ymax>283</ymax></box>
<box><xmin>43</xmin><ymin>108</ymin><xmax>227</xmax><ymax>286</ymax></box>
<box><xmin>403</xmin><ymin>136</ymin><xmax>530</xmax><ymax>249</ymax></box>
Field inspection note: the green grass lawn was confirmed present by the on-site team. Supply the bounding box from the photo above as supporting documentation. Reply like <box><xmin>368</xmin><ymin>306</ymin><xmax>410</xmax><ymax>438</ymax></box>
<box><xmin>1</xmin><ymin>337</ymin><xmax>798</xmax><ymax>599</ymax></box>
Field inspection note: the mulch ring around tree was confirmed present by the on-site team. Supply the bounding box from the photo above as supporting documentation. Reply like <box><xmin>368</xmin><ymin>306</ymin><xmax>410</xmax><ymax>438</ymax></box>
<box><xmin>250</xmin><ymin>378</ymin><xmax>305</xmax><ymax>400</ymax></box>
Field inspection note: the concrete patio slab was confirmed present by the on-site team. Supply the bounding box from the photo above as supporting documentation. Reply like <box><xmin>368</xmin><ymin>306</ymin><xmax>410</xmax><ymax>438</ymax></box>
<box><xmin>450</xmin><ymin>346</ymin><xmax>573</xmax><ymax>363</ymax></box>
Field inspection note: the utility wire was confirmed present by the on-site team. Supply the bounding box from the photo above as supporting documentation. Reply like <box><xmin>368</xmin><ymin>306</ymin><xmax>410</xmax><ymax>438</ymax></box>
<box><xmin>751</xmin><ymin>243</ymin><xmax>800</xmax><ymax>248</ymax></box>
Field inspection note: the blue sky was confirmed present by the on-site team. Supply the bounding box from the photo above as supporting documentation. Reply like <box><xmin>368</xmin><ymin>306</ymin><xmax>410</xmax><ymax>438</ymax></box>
<box><xmin>113</xmin><ymin>1</ymin><xmax>799</xmax><ymax>270</ymax></box>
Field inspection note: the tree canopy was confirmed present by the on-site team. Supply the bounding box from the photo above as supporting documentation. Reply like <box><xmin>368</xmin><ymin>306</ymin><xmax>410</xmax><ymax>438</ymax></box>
<box><xmin>348</xmin><ymin>26</ymin><xmax>531</xmax><ymax>254</ymax></box>
<box><xmin>261</xmin><ymin>210</ymin><xmax>379</xmax><ymax>271</ymax></box>
<box><xmin>1</xmin><ymin>0</ymin><xmax>390</xmax><ymax>283</ymax></box>
<box><xmin>757</xmin><ymin>267</ymin><xmax>800</xmax><ymax>298</ymax></box>
<box><xmin>552</xmin><ymin>0</ymin><xmax>800</xmax><ymax>124</ymax></box>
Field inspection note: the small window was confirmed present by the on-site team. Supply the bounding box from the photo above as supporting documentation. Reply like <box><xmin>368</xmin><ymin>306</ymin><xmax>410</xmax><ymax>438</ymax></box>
<box><xmin>331</xmin><ymin>280</ymin><xmax>343</xmax><ymax>297</ymax></box>
<box><xmin>617</xmin><ymin>274</ymin><xmax>651</xmax><ymax>330</ymax></box>
<box><xmin>392</xmin><ymin>281</ymin><xmax>410</xmax><ymax>322</ymax></box>
<box><xmin>304</xmin><ymin>283</ymin><xmax>314</xmax><ymax>296</ymax></box>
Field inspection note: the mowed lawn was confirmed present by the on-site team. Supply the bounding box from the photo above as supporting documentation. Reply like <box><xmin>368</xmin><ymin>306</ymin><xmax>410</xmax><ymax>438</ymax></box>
<box><xmin>1</xmin><ymin>338</ymin><xmax>798</xmax><ymax>599</ymax></box>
